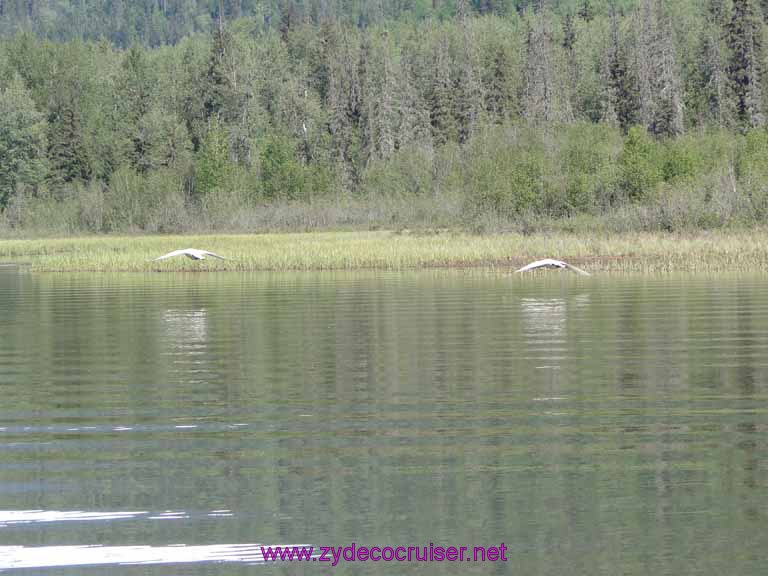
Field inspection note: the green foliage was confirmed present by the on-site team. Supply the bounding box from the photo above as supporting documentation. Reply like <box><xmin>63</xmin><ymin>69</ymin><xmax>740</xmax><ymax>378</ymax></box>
<box><xmin>661</xmin><ymin>137</ymin><xmax>700</xmax><ymax>183</ymax></box>
<box><xmin>619</xmin><ymin>126</ymin><xmax>662</xmax><ymax>201</ymax></box>
<box><xmin>727</xmin><ymin>0</ymin><xmax>765</xmax><ymax>129</ymax></box>
<box><xmin>735</xmin><ymin>127</ymin><xmax>768</xmax><ymax>216</ymax></box>
<box><xmin>736</xmin><ymin>127</ymin><xmax>768</xmax><ymax>178</ymax></box>
<box><xmin>361</xmin><ymin>145</ymin><xmax>434</xmax><ymax>197</ymax></box>
<box><xmin>202</xmin><ymin>26</ymin><xmax>236</xmax><ymax>123</ymax></box>
<box><xmin>194</xmin><ymin>120</ymin><xmax>233</xmax><ymax>198</ymax></box>
<box><xmin>466</xmin><ymin>125</ymin><xmax>545</xmax><ymax>217</ymax></box>
<box><xmin>116</xmin><ymin>45</ymin><xmax>157</xmax><ymax>172</ymax></box>
<box><xmin>0</xmin><ymin>74</ymin><xmax>47</xmax><ymax>207</ymax></box>
<box><xmin>104</xmin><ymin>165</ymin><xmax>150</xmax><ymax>231</ymax></box>
<box><xmin>559</xmin><ymin>123</ymin><xmax>621</xmax><ymax>212</ymax></box>
<box><xmin>45</xmin><ymin>44</ymin><xmax>93</xmax><ymax>189</ymax></box>
<box><xmin>260</xmin><ymin>134</ymin><xmax>306</xmax><ymax>201</ymax></box>
<box><xmin>4</xmin><ymin>4</ymin><xmax>768</xmax><ymax>233</ymax></box>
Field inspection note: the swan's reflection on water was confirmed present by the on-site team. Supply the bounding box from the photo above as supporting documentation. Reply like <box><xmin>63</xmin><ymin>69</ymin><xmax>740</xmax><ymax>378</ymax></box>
<box><xmin>521</xmin><ymin>298</ymin><xmax>567</xmax><ymax>338</ymax></box>
<box><xmin>160</xmin><ymin>308</ymin><xmax>214</xmax><ymax>383</ymax></box>
<box><xmin>161</xmin><ymin>309</ymin><xmax>209</xmax><ymax>351</ymax></box>
<box><xmin>0</xmin><ymin>542</ymin><xmax>314</xmax><ymax>568</ymax></box>
<box><xmin>520</xmin><ymin>294</ymin><xmax>590</xmax><ymax>370</ymax></box>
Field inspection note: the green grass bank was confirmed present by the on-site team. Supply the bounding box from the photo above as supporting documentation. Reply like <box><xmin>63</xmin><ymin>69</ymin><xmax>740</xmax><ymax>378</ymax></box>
<box><xmin>1</xmin><ymin>230</ymin><xmax>767</xmax><ymax>273</ymax></box>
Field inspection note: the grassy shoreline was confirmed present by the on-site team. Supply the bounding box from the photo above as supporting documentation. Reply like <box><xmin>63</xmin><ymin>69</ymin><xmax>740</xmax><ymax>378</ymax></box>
<box><xmin>0</xmin><ymin>230</ymin><xmax>766</xmax><ymax>273</ymax></box>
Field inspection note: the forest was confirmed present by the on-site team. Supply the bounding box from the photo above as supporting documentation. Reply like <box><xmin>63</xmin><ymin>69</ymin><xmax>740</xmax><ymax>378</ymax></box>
<box><xmin>2</xmin><ymin>0</ymin><xmax>768</xmax><ymax>234</ymax></box>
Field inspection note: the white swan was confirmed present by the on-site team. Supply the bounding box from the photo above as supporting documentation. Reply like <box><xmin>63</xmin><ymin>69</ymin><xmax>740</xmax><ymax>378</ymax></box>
<box><xmin>153</xmin><ymin>249</ymin><xmax>228</xmax><ymax>261</ymax></box>
<box><xmin>515</xmin><ymin>258</ymin><xmax>590</xmax><ymax>276</ymax></box>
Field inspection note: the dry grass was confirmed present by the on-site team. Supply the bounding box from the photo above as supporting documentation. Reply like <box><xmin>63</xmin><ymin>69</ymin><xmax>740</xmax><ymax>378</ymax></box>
<box><xmin>0</xmin><ymin>230</ymin><xmax>766</xmax><ymax>272</ymax></box>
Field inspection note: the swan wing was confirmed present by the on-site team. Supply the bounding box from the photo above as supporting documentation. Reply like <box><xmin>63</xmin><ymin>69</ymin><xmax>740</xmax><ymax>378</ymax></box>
<box><xmin>153</xmin><ymin>249</ymin><xmax>190</xmax><ymax>261</ymax></box>
<box><xmin>515</xmin><ymin>259</ymin><xmax>564</xmax><ymax>273</ymax></box>
<box><xmin>199</xmin><ymin>250</ymin><xmax>227</xmax><ymax>260</ymax></box>
<box><xmin>561</xmin><ymin>261</ymin><xmax>591</xmax><ymax>276</ymax></box>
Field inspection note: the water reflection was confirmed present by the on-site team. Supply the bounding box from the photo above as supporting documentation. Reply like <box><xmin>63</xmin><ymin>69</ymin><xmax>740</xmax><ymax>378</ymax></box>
<box><xmin>0</xmin><ymin>272</ymin><xmax>766</xmax><ymax>576</ymax></box>
<box><xmin>160</xmin><ymin>308</ymin><xmax>214</xmax><ymax>384</ymax></box>
<box><xmin>520</xmin><ymin>294</ymin><xmax>589</xmax><ymax>370</ymax></box>
<box><xmin>0</xmin><ymin>510</ymin><xmax>146</xmax><ymax>526</ymax></box>
<box><xmin>520</xmin><ymin>297</ymin><xmax>567</xmax><ymax>337</ymax></box>
<box><xmin>0</xmin><ymin>543</ymin><xmax>306</xmax><ymax>569</ymax></box>
<box><xmin>161</xmin><ymin>308</ymin><xmax>209</xmax><ymax>351</ymax></box>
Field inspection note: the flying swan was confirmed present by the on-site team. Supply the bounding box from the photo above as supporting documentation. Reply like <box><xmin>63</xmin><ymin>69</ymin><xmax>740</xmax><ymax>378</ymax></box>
<box><xmin>515</xmin><ymin>259</ymin><xmax>590</xmax><ymax>276</ymax></box>
<box><xmin>153</xmin><ymin>248</ymin><xmax>228</xmax><ymax>261</ymax></box>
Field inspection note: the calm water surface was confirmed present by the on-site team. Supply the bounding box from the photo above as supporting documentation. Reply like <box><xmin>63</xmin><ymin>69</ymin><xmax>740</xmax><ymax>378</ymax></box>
<box><xmin>0</xmin><ymin>270</ymin><xmax>766</xmax><ymax>575</ymax></box>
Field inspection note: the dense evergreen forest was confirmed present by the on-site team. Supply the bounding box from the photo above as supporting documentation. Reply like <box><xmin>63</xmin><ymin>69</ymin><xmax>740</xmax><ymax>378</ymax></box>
<box><xmin>3</xmin><ymin>0</ymin><xmax>768</xmax><ymax>234</ymax></box>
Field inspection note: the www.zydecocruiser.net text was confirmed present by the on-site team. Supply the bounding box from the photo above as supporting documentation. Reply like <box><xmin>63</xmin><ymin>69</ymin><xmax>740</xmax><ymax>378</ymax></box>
<box><xmin>261</xmin><ymin>543</ymin><xmax>508</xmax><ymax>566</ymax></box>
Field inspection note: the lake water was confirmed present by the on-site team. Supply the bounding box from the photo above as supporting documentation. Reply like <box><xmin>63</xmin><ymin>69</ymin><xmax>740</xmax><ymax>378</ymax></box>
<box><xmin>0</xmin><ymin>270</ymin><xmax>766</xmax><ymax>575</ymax></box>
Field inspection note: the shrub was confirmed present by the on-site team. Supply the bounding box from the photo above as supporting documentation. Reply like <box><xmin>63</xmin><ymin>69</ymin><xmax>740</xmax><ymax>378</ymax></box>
<box><xmin>260</xmin><ymin>134</ymin><xmax>306</xmax><ymax>201</ymax></box>
<box><xmin>618</xmin><ymin>126</ymin><xmax>663</xmax><ymax>201</ymax></box>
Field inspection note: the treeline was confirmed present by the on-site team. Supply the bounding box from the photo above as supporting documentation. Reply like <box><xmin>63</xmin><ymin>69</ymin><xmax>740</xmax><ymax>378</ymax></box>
<box><xmin>3</xmin><ymin>0</ymin><xmax>768</xmax><ymax>234</ymax></box>
<box><xmin>0</xmin><ymin>1</ymin><xmax>630</xmax><ymax>46</ymax></box>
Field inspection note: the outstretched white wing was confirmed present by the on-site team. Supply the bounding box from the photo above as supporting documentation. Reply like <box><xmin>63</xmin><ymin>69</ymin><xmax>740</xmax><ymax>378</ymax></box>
<box><xmin>515</xmin><ymin>259</ymin><xmax>564</xmax><ymax>273</ymax></box>
<box><xmin>153</xmin><ymin>249</ymin><xmax>191</xmax><ymax>261</ymax></box>
<box><xmin>198</xmin><ymin>250</ymin><xmax>227</xmax><ymax>260</ymax></box>
<box><xmin>560</xmin><ymin>261</ymin><xmax>590</xmax><ymax>276</ymax></box>
<box><xmin>152</xmin><ymin>248</ymin><xmax>230</xmax><ymax>262</ymax></box>
<box><xmin>516</xmin><ymin>258</ymin><xmax>590</xmax><ymax>276</ymax></box>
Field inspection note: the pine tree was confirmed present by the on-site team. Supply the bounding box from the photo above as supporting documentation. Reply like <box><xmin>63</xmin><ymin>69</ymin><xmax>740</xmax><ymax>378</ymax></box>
<box><xmin>179</xmin><ymin>43</ymin><xmax>206</xmax><ymax>152</ymax></box>
<box><xmin>562</xmin><ymin>11</ymin><xmax>578</xmax><ymax>121</ymax></box>
<box><xmin>117</xmin><ymin>45</ymin><xmax>156</xmax><ymax>173</ymax></box>
<box><xmin>483</xmin><ymin>40</ymin><xmax>516</xmax><ymax>121</ymax></box>
<box><xmin>0</xmin><ymin>74</ymin><xmax>47</xmax><ymax>207</ymax></box>
<box><xmin>577</xmin><ymin>0</ymin><xmax>594</xmax><ymax>22</ymax></box>
<box><xmin>47</xmin><ymin>100</ymin><xmax>90</xmax><ymax>187</ymax></box>
<box><xmin>46</xmin><ymin>55</ymin><xmax>91</xmax><ymax>189</ymax></box>
<box><xmin>605</xmin><ymin>6</ymin><xmax>639</xmax><ymax>131</ymax></box>
<box><xmin>427</xmin><ymin>37</ymin><xmax>458</xmax><ymax>146</ymax></box>
<box><xmin>324</xmin><ymin>26</ymin><xmax>363</xmax><ymax>187</ymax></box>
<box><xmin>455</xmin><ymin>0</ymin><xmax>484</xmax><ymax>142</ymax></box>
<box><xmin>523</xmin><ymin>9</ymin><xmax>553</xmax><ymax>122</ymax></box>
<box><xmin>635</xmin><ymin>0</ymin><xmax>684</xmax><ymax>137</ymax></box>
<box><xmin>397</xmin><ymin>47</ymin><xmax>432</xmax><ymax>149</ymax></box>
<box><xmin>727</xmin><ymin>0</ymin><xmax>766</xmax><ymax>129</ymax></box>
<box><xmin>203</xmin><ymin>24</ymin><xmax>235</xmax><ymax>123</ymax></box>
<box><xmin>360</xmin><ymin>33</ymin><xmax>397</xmax><ymax>161</ymax></box>
<box><xmin>759</xmin><ymin>0</ymin><xmax>768</xmax><ymax>22</ymax></box>
<box><xmin>691</xmin><ymin>0</ymin><xmax>730</xmax><ymax>126</ymax></box>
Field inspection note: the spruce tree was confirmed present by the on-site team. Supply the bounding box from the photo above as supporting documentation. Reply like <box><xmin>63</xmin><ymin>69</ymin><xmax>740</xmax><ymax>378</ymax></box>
<box><xmin>455</xmin><ymin>0</ymin><xmax>483</xmax><ymax>143</ymax></box>
<box><xmin>117</xmin><ymin>45</ymin><xmax>155</xmax><ymax>173</ymax></box>
<box><xmin>427</xmin><ymin>38</ymin><xmax>458</xmax><ymax>146</ymax></box>
<box><xmin>605</xmin><ymin>7</ymin><xmax>639</xmax><ymax>131</ymax></box>
<box><xmin>523</xmin><ymin>10</ymin><xmax>553</xmax><ymax>122</ymax></box>
<box><xmin>691</xmin><ymin>0</ymin><xmax>730</xmax><ymax>126</ymax></box>
<box><xmin>0</xmin><ymin>74</ymin><xmax>47</xmax><ymax>207</ymax></box>
<box><xmin>727</xmin><ymin>0</ymin><xmax>766</xmax><ymax>129</ymax></box>
<box><xmin>46</xmin><ymin>54</ymin><xmax>91</xmax><ymax>190</ymax></box>
<box><xmin>483</xmin><ymin>40</ymin><xmax>516</xmax><ymax>121</ymax></box>
<box><xmin>562</xmin><ymin>11</ymin><xmax>578</xmax><ymax>121</ymax></box>
<box><xmin>203</xmin><ymin>24</ymin><xmax>235</xmax><ymax>123</ymax></box>
<box><xmin>577</xmin><ymin>0</ymin><xmax>595</xmax><ymax>22</ymax></box>
<box><xmin>636</xmin><ymin>0</ymin><xmax>683</xmax><ymax>137</ymax></box>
